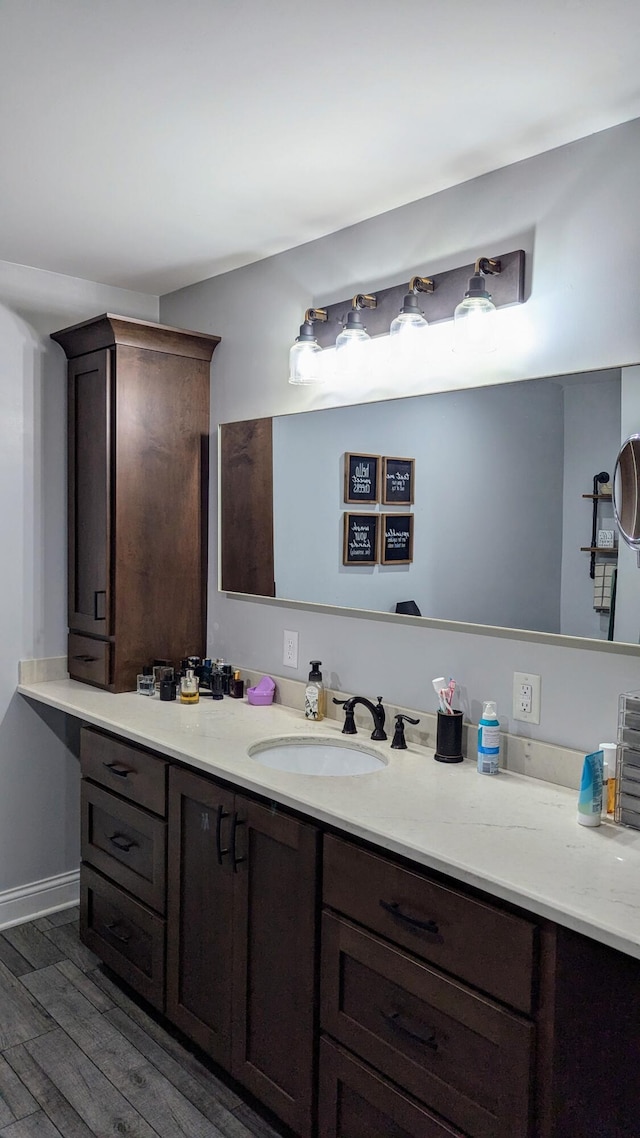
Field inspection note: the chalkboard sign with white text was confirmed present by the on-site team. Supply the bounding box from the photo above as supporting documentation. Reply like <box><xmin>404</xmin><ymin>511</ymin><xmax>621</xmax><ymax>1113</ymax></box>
<box><xmin>343</xmin><ymin>513</ymin><xmax>379</xmax><ymax>565</ymax></box>
<box><xmin>381</xmin><ymin>513</ymin><xmax>413</xmax><ymax>564</ymax></box>
<box><xmin>344</xmin><ymin>453</ymin><xmax>380</xmax><ymax>503</ymax></box>
<box><xmin>382</xmin><ymin>456</ymin><xmax>415</xmax><ymax>504</ymax></box>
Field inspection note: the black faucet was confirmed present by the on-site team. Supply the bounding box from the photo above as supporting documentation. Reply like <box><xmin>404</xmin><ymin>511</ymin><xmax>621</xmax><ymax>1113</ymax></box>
<box><xmin>333</xmin><ymin>696</ymin><xmax>387</xmax><ymax>741</ymax></box>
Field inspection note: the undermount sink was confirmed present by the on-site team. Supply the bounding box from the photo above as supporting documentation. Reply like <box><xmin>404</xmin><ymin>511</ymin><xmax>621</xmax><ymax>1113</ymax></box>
<box><xmin>248</xmin><ymin>737</ymin><xmax>387</xmax><ymax>776</ymax></box>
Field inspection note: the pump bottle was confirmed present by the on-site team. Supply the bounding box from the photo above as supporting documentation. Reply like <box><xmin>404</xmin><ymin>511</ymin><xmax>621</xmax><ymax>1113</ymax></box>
<box><xmin>304</xmin><ymin>661</ymin><xmax>325</xmax><ymax>721</ymax></box>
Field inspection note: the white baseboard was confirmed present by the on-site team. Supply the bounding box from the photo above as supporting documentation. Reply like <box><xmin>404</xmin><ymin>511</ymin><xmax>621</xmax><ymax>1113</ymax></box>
<box><xmin>0</xmin><ymin>869</ymin><xmax>80</xmax><ymax>931</ymax></box>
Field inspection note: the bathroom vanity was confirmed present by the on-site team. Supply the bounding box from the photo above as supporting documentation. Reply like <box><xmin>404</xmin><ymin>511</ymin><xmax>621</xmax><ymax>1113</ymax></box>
<box><xmin>18</xmin><ymin>678</ymin><xmax>640</xmax><ymax>1138</ymax></box>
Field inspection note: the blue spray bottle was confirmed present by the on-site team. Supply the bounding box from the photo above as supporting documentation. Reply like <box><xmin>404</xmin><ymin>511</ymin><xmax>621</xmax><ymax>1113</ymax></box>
<box><xmin>478</xmin><ymin>701</ymin><xmax>500</xmax><ymax>775</ymax></box>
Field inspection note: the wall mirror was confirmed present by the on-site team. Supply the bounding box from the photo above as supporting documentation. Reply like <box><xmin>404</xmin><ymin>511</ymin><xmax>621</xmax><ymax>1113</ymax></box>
<box><xmin>220</xmin><ymin>365</ymin><xmax>640</xmax><ymax>647</ymax></box>
<box><xmin>614</xmin><ymin>434</ymin><xmax>640</xmax><ymax>552</ymax></box>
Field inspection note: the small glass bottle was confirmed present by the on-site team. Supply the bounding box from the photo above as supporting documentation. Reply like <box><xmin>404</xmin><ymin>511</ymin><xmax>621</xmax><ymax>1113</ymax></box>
<box><xmin>180</xmin><ymin>668</ymin><xmax>199</xmax><ymax>704</ymax></box>
<box><xmin>137</xmin><ymin>666</ymin><xmax>155</xmax><ymax>696</ymax></box>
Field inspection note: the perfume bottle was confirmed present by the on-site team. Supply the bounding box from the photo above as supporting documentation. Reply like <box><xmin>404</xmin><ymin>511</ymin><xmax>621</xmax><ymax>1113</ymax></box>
<box><xmin>229</xmin><ymin>670</ymin><xmax>244</xmax><ymax>698</ymax></box>
<box><xmin>159</xmin><ymin>669</ymin><xmax>177</xmax><ymax>701</ymax></box>
<box><xmin>136</xmin><ymin>666</ymin><xmax>155</xmax><ymax>696</ymax></box>
<box><xmin>180</xmin><ymin>668</ymin><xmax>199</xmax><ymax>704</ymax></box>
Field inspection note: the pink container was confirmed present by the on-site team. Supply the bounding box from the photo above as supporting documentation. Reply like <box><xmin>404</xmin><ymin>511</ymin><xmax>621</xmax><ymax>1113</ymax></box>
<box><xmin>247</xmin><ymin>676</ymin><xmax>276</xmax><ymax>706</ymax></box>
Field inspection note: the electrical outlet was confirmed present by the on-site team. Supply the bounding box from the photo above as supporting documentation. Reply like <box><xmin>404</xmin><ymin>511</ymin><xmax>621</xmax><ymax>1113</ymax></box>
<box><xmin>283</xmin><ymin>629</ymin><xmax>299</xmax><ymax>669</ymax></box>
<box><xmin>513</xmin><ymin>672</ymin><xmax>541</xmax><ymax>724</ymax></box>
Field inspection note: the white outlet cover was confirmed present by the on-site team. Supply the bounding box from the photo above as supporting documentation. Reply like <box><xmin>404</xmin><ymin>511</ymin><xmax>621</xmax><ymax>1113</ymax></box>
<box><xmin>283</xmin><ymin>629</ymin><xmax>299</xmax><ymax>669</ymax></box>
<box><xmin>513</xmin><ymin>671</ymin><xmax>541</xmax><ymax>724</ymax></box>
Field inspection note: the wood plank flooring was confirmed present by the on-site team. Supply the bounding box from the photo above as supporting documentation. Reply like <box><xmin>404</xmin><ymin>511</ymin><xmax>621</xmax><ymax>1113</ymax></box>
<box><xmin>0</xmin><ymin>910</ymin><xmax>285</xmax><ymax>1138</ymax></box>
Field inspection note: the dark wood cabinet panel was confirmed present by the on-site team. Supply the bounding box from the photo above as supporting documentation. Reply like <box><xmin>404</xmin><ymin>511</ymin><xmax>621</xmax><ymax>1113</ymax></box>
<box><xmin>80</xmin><ymin>726</ymin><xmax>167</xmax><ymax>816</ymax></box>
<box><xmin>321</xmin><ymin>912</ymin><xmax>533</xmax><ymax>1138</ymax></box>
<box><xmin>80</xmin><ymin>865</ymin><xmax>165</xmax><ymax>1011</ymax></box>
<box><xmin>81</xmin><ymin>782</ymin><xmax>166</xmax><ymax>913</ymax></box>
<box><xmin>67</xmin><ymin>349</ymin><xmax>111</xmax><ymax>638</ymax></box>
<box><xmin>165</xmin><ymin>766</ymin><xmax>235</xmax><ymax>1068</ymax></box>
<box><xmin>231</xmin><ymin>796</ymin><xmax>319</xmax><ymax>1138</ymax></box>
<box><xmin>323</xmin><ymin>834</ymin><xmax>537</xmax><ymax>1014</ymax></box>
<box><xmin>319</xmin><ymin>1037</ymin><xmax>464</xmax><ymax>1138</ymax></box>
<box><xmin>219</xmin><ymin>418</ymin><xmax>275</xmax><ymax>597</ymax></box>
<box><xmin>52</xmin><ymin>314</ymin><xmax>220</xmax><ymax>692</ymax></box>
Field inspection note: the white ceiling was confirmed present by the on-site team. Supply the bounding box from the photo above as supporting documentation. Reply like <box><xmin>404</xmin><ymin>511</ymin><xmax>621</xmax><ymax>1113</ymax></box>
<box><xmin>1</xmin><ymin>0</ymin><xmax>640</xmax><ymax>295</ymax></box>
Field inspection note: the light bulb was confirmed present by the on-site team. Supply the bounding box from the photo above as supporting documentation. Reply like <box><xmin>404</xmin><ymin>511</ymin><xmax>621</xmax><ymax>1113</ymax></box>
<box><xmin>335</xmin><ymin>310</ymin><xmax>371</xmax><ymax>378</ymax></box>
<box><xmin>453</xmin><ymin>272</ymin><xmax>497</xmax><ymax>354</ymax></box>
<box><xmin>289</xmin><ymin>322</ymin><xmax>324</xmax><ymax>384</ymax></box>
<box><xmin>390</xmin><ymin>293</ymin><xmax>429</xmax><ymax>373</ymax></box>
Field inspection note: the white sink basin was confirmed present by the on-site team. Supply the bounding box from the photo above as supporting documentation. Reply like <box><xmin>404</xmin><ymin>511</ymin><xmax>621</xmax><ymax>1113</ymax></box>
<box><xmin>248</xmin><ymin>737</ymin><xmax>387</xmax><ymax>776</ymax></box>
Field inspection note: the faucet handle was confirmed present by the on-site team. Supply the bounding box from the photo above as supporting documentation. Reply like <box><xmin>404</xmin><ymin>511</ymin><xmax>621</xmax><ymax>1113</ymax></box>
<box><xmin>391</xmin><ymin>713</ymin><xmax>421</xmax><ymax>750</ymax></box>
<box><xmin>332</xmin><ymin>697</ymin><xmax>357</xmax><ymax>735</ymax></box>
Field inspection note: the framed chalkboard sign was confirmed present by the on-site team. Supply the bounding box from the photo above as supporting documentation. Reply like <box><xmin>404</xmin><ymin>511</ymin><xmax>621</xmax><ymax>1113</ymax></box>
<box><xmin>344</xmin><ymin>453</ymin><xmax>380</xmax><ymax>504</ymax></box>
<box><xmin>343</xmin><ymin>513</ymin><xmax>379</xmax><ymax>565</ymax></box>
<box><xmin>382</xmin><ymin>456</ymin><xmax>415</xmax><ymax>505</ymax></box>
<box><xmin>381</xmin><ymin>513</ymin><xmax>413</xmax><ymax>564</ymax></box>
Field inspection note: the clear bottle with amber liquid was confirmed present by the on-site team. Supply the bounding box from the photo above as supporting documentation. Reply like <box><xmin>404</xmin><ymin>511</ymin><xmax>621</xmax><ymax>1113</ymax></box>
<box><xmin>180</xmin><ymin>668</ymin><xmax>199</xmax><ymax>704</ymax></box>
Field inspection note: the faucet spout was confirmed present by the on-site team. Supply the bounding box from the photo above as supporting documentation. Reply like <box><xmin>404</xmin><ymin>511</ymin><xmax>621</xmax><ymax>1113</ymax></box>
<box><xmin>333</xmin><ymin>695</ymin><xmax>387</xmax><ymax>741</ymax></box>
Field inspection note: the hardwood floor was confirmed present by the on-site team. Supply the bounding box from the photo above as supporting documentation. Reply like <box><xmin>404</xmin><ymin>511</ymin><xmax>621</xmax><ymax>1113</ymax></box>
<box><xmin>0</xmin><ymin>909</ymin><xmax>285</xmax><ymax>1138</ymax></box>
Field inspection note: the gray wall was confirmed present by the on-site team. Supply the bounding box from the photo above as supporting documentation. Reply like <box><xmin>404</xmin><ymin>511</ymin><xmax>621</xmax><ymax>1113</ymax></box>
<box><xmin>161</xmin><ymin>117</ymin><xmax>640</xmax><ymax>750</ymax></box>
<box><xmin>560</xmin><ymin>371</ymin><xmax>621</xmax><ymax>639</ymax></box>
<box><xmin>273</xmin><ymin>381</ymin><xmax>564</xmax><ymax>631</ymax></box>
<box><xmin>0</xmin><ymin>261</ymin><xmax>158</xmax><ymax>895</ymax></box>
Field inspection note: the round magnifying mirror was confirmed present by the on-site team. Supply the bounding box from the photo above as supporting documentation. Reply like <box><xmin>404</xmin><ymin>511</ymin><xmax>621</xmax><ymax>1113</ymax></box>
<box><xmin>613</xmin><ymin>433</ymin><xmax>640</xmax><ymax>549</ymax></box>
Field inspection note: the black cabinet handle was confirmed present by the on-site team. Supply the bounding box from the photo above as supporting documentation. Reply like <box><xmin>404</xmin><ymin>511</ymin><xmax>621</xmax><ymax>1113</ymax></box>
<box><xmin>215</xmin><ymin>804</ymin><xmax>230</xmax><ymax>865</ymax></box>
<box><xmin>108</xmin><ymin>832</ymin><xmax>137</xmax><ymax>852</ymax></box>
<box><xmin>379</xmin><ymin>1009</ymin><xmax>439</xmax><ymax>1052</ymax></box>
<box><xmin>103</xmin><ymin>761</ymin><xmax>132</xmax><ymax>779</ymax></box>
<box><xmin>231</xmin><ymin>813</ymin><xmax>247</xmax><ymax>872</ymax></box>
<box><xmin>73</xmin><ymin>654</ymin><xmax>98</xmax><ymax>663</ymax></box>
<box><xmin>379</xmin><ymin>899</ymin><xmax>440</xmax><ymax>937</ymax></box>
<box><xmin>94</xmin><ymin>590</ymin><xmax>106</xmax><ymax>621</ymax></box>
<box><xmin>105</xmin><ymin>922</ymin><xmax>131</xmax><ymax>945</ymax></box>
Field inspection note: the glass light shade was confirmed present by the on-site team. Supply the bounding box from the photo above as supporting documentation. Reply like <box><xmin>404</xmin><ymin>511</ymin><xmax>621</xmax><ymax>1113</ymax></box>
<box><xmin>389</xmin><ymin>310</ymin><xmax>428</xmax><ymax>338</ymax></box>
<box><xmin>453</xmin><ymin>295</ymin><xmax>497</xmax><ymax>353</ymax></box>
<box><xmin>288</xmin><ymin>337</ymin><xmax>323</xmax><ymax>384</ymax></box>
<box><xmin>335</xmin><ymin>323</ymin><xmax>371</xmax><ymax>377</ymax></box>
<box><xmin>389</xmin><ymin>310</ymin><xmax>429</xmax><ymax>374</ymax></box>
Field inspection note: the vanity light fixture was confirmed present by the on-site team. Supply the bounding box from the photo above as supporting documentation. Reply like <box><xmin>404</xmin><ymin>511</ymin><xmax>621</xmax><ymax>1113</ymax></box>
<box><xmin>288</xmin><ymin>307</ymin><xmax>328</xmax><ymax>385</ymax></box>
<box><xmin>453</xmin><ymin>257</ymin><xmax>501</xmax><ymax>354</ymax></box>
<box><xmin>335</xmin><ymin>294</ymin><xmax>377</xmax><ymax>376</ymax></box>
<box><xmin>389</xmin><ymin>276</ymin><xmax>434</xmax><ymax>362</ymax></box>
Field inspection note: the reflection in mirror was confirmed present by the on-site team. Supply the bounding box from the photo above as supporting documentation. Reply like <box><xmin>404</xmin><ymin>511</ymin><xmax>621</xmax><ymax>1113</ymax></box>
<box><xmin>220</xmin><ymin>367</ymin><xmax>640</xmax><ymax>645</ymax></box>
<box><xmin>614</xmin><ymin>434</ymin><xmax>640</xmax><ymax>549</ymax></box>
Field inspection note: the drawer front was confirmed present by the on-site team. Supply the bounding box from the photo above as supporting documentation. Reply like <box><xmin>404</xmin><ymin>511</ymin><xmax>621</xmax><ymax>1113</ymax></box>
<box><xmin>323</xmin><ymin>835</ymin><xmax>536</xmax><ymax>1013</ymax></box>
<box><xmin>321</xmin><ymin>913</ymin><xmax>534</xmax><ymax>1138</ymax></box>
<box><xmin>80</xmin><ymin>865</ymin><xmax>165</xmax><ymax>1011</ymax></box>
<box><xmin>80</xmin><ymin>726</ymin><xmax>167</xmax><ymax>816</ymax></box>
<box><xmin>68</xmin><ymin>632</ymin><xmax>110</xmax><ymax>688</ymax></box>
<box><xmin>319</xmin><ymin>1037</ymin><xmax>464</xmax><ymax>1138</ymax></box>
<box><xmin>81</xmin><ymin>781</ymin><xmax>166</xmax><ymax>913</ymax></box>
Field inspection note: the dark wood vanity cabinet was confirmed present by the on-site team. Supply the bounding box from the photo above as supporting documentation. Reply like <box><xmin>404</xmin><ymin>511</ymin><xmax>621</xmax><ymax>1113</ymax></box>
<box><xmin>166</xmin><ymin>766</ymin><xmax>319</xmax><ymax>1138</ymax></box>
<box><xmin>51</xmin><ymin>314</ymin><xmax>220</xmax><ymax>693</ymax></box>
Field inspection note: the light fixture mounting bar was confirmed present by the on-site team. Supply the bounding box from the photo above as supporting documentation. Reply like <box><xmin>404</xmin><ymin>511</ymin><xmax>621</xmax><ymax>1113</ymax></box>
<box><xmin>312</xmin><ymin>249</ymin><xmax>525</xmax><ymax>349</ymax></box>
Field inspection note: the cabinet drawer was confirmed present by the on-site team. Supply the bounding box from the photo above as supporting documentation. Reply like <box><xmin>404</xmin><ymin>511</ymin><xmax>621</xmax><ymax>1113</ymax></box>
<box><xmin>81</xmin><ymin>726</ymin><xmax>167</xmax><ymax>816</ymax></box>
<box><xmin>81</xmin><ymin>781</ymin><xmax>166</xmax><ymax>913</ymax></box>
<box><xmin>68</xmin><ymin>632</ymin><xmax>110</xmax><ymax>688</ymax></box>
<box><xmin>321</xmin><ymin>913</ymin><xmax>533</xmax><ymax>1138</ymax></box>
<box><xmin>319</xmin><ymin>1037</ymin><xmax>464</xmax><ymax>1138</ymax></box>
<box><xmin>323</xmin><ymin>835</ymin><xmax>536</xmax><ymax>1013</ymax></box>
<box><xmin>80</xmin><ymin>865</ymin><xmax>165</xmax><ymax>1011</ymax></box>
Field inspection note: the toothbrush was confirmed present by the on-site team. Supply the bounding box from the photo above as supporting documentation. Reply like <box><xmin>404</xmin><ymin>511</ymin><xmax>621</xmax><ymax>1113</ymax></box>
<box><xmin>432</xmin><ymin>677</ymin><xmax>447</xmax><ymax>713</ymax></box>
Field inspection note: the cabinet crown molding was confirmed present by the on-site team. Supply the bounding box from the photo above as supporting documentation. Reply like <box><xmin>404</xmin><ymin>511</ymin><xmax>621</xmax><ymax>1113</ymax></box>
<box><xmin>51</xmin><ymin>312</ymin><xmax>220</xmax><ymax>361</ymax></box>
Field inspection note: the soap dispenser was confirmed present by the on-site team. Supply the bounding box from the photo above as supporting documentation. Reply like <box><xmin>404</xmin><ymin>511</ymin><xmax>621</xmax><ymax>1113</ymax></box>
<box><xmin>304</xmin><ymin>661</ymin><xmax>325</xmax><ymax>721</ymax></box>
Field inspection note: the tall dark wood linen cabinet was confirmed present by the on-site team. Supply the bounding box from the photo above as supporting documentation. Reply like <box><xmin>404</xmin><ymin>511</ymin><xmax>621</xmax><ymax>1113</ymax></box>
<box><xmin>51</xmin><ymin>314</ymin><xmax>220</xmax><ymax>692</ymax></box>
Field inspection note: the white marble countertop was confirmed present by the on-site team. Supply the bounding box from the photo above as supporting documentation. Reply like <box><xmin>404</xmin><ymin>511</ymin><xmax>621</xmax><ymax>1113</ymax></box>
<box><xmin>18</xmin><ymin>677</ymin><xmax>640</xmax><ymax>961</ymax></box>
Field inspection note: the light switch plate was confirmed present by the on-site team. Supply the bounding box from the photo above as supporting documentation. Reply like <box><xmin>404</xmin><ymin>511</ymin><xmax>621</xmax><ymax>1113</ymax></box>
<box><xmin>513</xmin><ymin>672</ymin><xmax>541</xmax><ymax>724</ymax></box>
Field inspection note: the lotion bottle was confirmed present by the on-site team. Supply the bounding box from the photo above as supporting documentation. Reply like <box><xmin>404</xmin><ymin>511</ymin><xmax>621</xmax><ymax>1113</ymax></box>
<box><xmin>304</xmin><ymin>661</ymin><xmax>325</xmax><ymax>721</ymax></box>
<box><xmin>478</xmin><ymin>701</ymin><xmax>500</xmax><ymax>774</ymax></box>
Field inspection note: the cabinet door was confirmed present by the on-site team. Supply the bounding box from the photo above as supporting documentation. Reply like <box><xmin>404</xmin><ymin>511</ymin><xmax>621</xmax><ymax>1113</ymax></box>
<box><xmin>166</xmin><ymin>767</ymin><xmax>235</xmax><ymax>1068</ymax></box>
<box><xmin>231</xmin><ymin>795</ymin><xmax>319</xmax><ymax>1138</ymax></box>
<box><xmin>68</xmin><ymin>348</ymin><xmax>111</xmax><ymax>636</ymax></box>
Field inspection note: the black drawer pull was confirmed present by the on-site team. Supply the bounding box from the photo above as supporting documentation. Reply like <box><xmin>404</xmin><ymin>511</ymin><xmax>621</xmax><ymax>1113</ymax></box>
<box><xmin>108</xmin><ymin>832</ymin><xmax>138</xmax><ymax>852</ymax></box>
<box><xmin>216</xmin><ymin>804</ymin><xmax>230</xmax><ymax>865</ymax></box>
<box><xmin>231</xmin><ymin>813</ymin><xmax>247</xmax><ymax>872</ymax></box>
<box><xmin>105</xmin><ymin>921</ymin><xmax>131</xmax><ymax>945</ymax></box>
<box><xmin>380</xmin><ymin>1009</ymin><xmax>439</xmax><ymax>1052</ymax></box>
<box><xmin>103</xmin><ymin>762</ymin><xmax>132</xmax><ymax>779</ymax></box>
<box><xmin>379</xmin><ymin>899</ymin><xmax>440</xmax><ymax>937</ymax></box>
<box><xmin>73</xmin><ymin>654</ymin><xmax>98</xmax><ymax>663</ymax></box>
